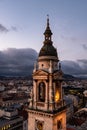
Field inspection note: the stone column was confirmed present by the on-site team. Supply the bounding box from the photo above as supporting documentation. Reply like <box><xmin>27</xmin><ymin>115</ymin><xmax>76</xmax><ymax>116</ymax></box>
<box><xmin>45</xmin><ymin>80</ymin><xmax>49</xmax><ymax>110</ymax></box>
<box><xmin>53</xmin><ymin>82</ymin><xmax>56</xmax><ymax>109</ymax></box>
<box><xmin>33</xmin><ymin>80</ymin><xmax>37</xmax><ymax>109</ymax></box>
<box><xmin>60</xmin><ymin>81</ymin><xmax>63</xmax><ymax>106</ymax></box>
<box><xmin>49</xmin><ymin>74</ymin><xmax>54</xmax><ymax>111</ymax></box>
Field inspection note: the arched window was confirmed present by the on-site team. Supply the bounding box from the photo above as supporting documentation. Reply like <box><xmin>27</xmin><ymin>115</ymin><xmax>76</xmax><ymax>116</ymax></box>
<box><xmin>38</xmin><ymin>82</ymin><xmax>45</xmax><ymax>102</ymax></box>
<box><xmin>57</xmin><ymin>120</ymin><xmax>62</xmax><ymax>130</ymax></box>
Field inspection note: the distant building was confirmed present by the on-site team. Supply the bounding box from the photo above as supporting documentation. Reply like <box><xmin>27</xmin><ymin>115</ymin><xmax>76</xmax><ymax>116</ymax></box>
<box><xmin>0</xmin><ymin>108</ymin><xmax>23</xmax><ymax>130</ymax></box>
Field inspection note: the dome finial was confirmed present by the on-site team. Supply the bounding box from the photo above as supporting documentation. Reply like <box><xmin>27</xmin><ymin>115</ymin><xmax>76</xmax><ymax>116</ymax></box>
<box><xmin>47</xmin><ymin>14</ymin><xmax>49</xmax><ymax>27</ymax></box>
<box><xmin>43</xmin><ymin>15</ymin><xmax>53</xmax><ymax>43</ymax></box>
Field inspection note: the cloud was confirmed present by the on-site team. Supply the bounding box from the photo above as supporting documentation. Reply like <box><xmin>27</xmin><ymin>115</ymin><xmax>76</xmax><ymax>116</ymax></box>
<box><xmin>61</xmin><ymin>60</ymin><xmax>87</xmax><ymax>77</ymax></box>
<box><xmin>0</xmin><ymin>24</ymin><xmax>19</xmax><ymax>33</ymax></box>
<box><xmin>60</xmin><ymin>35</ymin><xmax>78</xmax><ymax>42</ymax></box>
<box><xmin>77</xmin><ymin>59</ymin><xmax>87</xmax><ymax>70</ymax></box>
<box><xmin>0</xmin><ymin>48</ymin><xmax>87</xmax><ymax>77</ymax></box>
<box><xmin>61</xmin><ymin>60</ymin><xmax>81</xmax><ymax>75</ymax></box>
<box><xmin>0</xmin><ymin>24</ymin><xmax>9</xmax><ymax>33</ymax></box>
<box><xmin>0</xmin><ymin>48</ymin><xmax>38</xmax><ymax>76</ymax></box>
<box><xmin>78</xmin><ymin>59</ymin><xmax>87</xmax><ymax>64</ymax></box>
<box><xmin>11</xmin><ymin>26</ymin><xmax>18</xmax><ymax>32</ymax></box>
<box><xmin>82</xmin><ymin>44</ymin><xmax>87</xmax><ymax>50</ymax></box>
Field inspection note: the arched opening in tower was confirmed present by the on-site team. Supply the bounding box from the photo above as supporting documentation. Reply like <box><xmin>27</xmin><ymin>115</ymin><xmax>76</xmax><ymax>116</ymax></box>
<box><xmin>38</xmin><ymin>82</ymin><xmax>45</xmax><ymax>102</ymax></box>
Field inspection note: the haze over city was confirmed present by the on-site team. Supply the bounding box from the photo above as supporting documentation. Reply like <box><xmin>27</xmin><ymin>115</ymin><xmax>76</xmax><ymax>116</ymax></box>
<box><xmin>0</xmin><ymin>0</ymin><xmax>87</xmax><ymax>77</ymax></box>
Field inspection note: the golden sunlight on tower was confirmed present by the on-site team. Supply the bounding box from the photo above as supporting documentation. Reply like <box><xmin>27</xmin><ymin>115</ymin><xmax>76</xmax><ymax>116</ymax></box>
<box><xmin>27</xmin><ymin>16</ymin><xmax>66</xmax><ymax>130</ymax></box>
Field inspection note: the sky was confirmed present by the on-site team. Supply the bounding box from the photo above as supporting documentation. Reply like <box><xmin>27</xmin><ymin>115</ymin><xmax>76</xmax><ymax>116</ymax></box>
<box><xmin>0</xmin><ymin>0</ymin><xmax>87</xmax><ymax>61</ymax></box>
<box><xmin>0</xmin><ymin>0</ymin><xmax>87</xmax><ymax>77</ymax></box>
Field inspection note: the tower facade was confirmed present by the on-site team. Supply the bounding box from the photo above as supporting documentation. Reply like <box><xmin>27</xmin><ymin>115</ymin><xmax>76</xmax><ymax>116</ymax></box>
<box><xmin>28</xmin><ymin>17</ymin><xmax>66</xmax><ymax>130</ymax></box>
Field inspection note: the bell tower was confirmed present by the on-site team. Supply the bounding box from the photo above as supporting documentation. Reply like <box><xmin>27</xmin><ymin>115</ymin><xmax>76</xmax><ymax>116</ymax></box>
<box><xmin>28</xmin><ymin>17</ymin><xmax>66</xmax><ymax>130</ymax></box>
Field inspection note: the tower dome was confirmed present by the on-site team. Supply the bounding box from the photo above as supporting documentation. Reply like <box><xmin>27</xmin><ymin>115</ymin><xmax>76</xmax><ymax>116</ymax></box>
<box><xmin>39</xmin><ymin>43</ymin><xmax>58</xmax><ymax>57</ymax></box>
<box><xmin>38</xmin><ymin>16</ymin><xmax>58</xmax><ymax>60</ymax></box>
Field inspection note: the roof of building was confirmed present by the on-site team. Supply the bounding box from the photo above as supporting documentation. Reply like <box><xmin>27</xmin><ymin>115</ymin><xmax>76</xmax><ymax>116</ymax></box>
<box><xmin>0</xmin><ymin>116</ymin><xmax>23</xmax><ymax>128</ymax></box>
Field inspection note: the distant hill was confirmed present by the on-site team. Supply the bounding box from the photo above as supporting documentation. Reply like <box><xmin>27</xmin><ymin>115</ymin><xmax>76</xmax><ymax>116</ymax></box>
<box><xmin>63</xmin><ymin>74</ymin><xmax>76</xmax><ymax>80</ymax></box>
<box><xmin>63</xmin><ymin>74</ymin><xmax>87</xmax><ymax>80</ymax></box>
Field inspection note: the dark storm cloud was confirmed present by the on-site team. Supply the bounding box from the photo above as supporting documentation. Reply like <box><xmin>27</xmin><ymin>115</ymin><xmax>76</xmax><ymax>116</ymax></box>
<box><xmin>0</xmin><ymin>24</ymin><xmax>9</xmax><ymax>33</ymax></box>
<box><xmin>0</xmin><ymin>48</ymin><xmax>38</xmax><ymax>76</ymax></box>
<box><xmin>78</xmin><ymin>59</ymin><xmax>87</xmax><ymax>64</ymax></box>
<box><xmin>0</xmin><ymin>48</ymin><xmax>87</xmax><ymax>77</ymax></box>
<box><xmin>82</xmin><ymin>44</ymin><xmax>87</xmax><ymax>50</ymax></box>
<box><xmin>61</xmin><ymin>60</ymin><xmax>81</xmax><ymax>75</ymax></box>
<box><xmin>77</xmin><ymin>59</ymin><xmax>87</xmax><ymax>73</ymax></box>
<box><xmin>61</xmin><ymin>60</ymin><xmax>87</xmax><ymax>77</ymax></box>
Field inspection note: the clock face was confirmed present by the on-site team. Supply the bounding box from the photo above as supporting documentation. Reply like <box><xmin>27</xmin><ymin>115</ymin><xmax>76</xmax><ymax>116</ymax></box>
<box><xmin>55</xmin><ymin>90</ymin><xmax>60</xmax><ymax>102</ymax></box>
